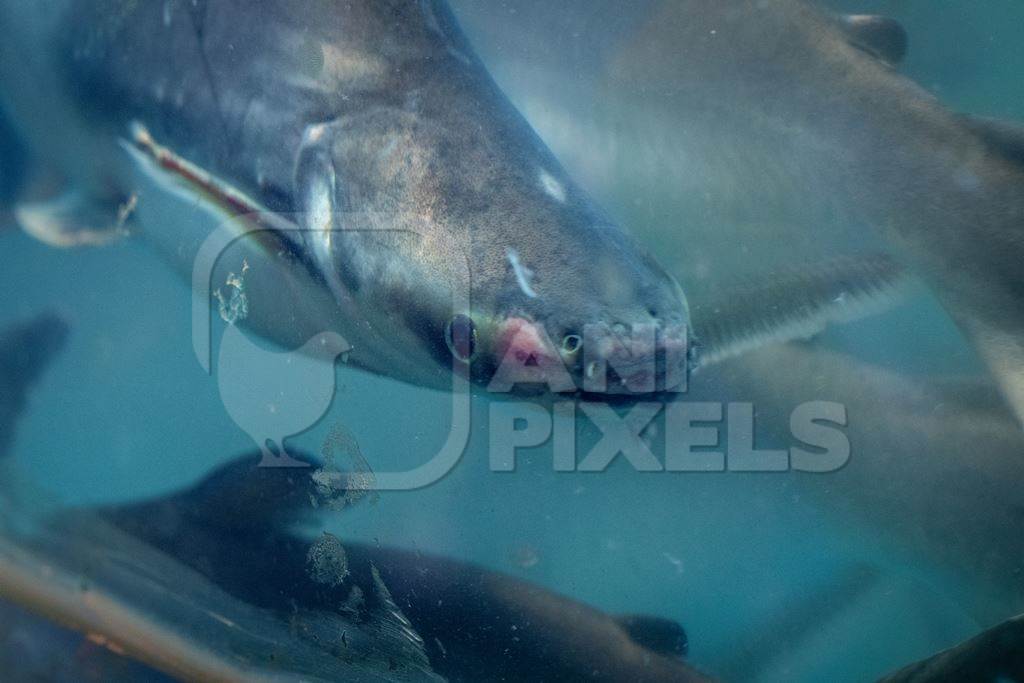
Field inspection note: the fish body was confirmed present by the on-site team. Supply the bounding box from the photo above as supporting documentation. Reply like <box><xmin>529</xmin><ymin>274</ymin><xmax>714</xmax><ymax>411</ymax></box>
<box><xmin>0</xmin><ymin>0</ymin><xmax>691</xmax><ymax>396</ymax></box>
<box><xmin>104</xmin><ymin>453</ymin><xmax>711</xmax><ymax>682</ymax></box>
<box><xmin>706</xmin><ymin>342</ymin><xmax>1024</xmax><ymax>624</ymax></box>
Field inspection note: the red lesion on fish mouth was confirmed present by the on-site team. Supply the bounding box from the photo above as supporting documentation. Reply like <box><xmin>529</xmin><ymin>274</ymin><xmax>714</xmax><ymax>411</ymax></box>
<box><xmin>490</xmin><ymin>316</ymin><xmax>691</xmax><ymax>396</ymax></box>
<box><xmin>494</xmin><ymin>317</ymin><xmax>562</xmax><ymax>369</ymax></box>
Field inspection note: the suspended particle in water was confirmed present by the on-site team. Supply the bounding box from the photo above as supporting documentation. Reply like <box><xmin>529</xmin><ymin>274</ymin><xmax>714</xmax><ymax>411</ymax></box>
<box><xmin>510</xmin><ymin>544</ymin><xmax>540</xmax><ymax>569</ymax></box>
<box><xmin>214</xmin><ymin>259</ymin><xmax>250</xmax><ymax>324</ymax></box>
<box><xmin>312</xmin><ymin>422</ymin><xmax>379</xmax><ymax>511</ymax></box>
<box><xmin>307</xmin><ymin>532</ymin><xmax>349</xmax><ymax>587</ymax></box>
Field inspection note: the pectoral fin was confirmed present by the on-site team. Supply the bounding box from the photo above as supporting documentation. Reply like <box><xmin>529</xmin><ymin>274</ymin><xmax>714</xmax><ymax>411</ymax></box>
<box><xmin>16</xmin><ymin>189</ymin><xmax>135</xmax><ymax>248</ymax></box>
<box><xmin>692</xmin><ymin>252</ymin><xmax>910</xmax><ymax>367</ymax></box>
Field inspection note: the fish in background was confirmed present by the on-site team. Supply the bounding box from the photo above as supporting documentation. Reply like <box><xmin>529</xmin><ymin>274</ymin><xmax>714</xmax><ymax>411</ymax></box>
<box><xmin>702</xmin><ymin>342</ymin><xmax>1024</xmax><ymax>626</ymax></box>
<box><xmin>0</xmin><ymin>314</ymin><xmax>710</xmax><ymax>682</ymax></box>
<box><xmin>0</xmin><ymin>457</ymin><xmax>711</xmax><ymax>681</ymax></box>
<box><xmin>97</xmin><ymin>453</ymin><xmax>711</xmax><ymax>682</ymax></box>
<box><xmin>454</xmin><ymin>0</ymin><xmax>1024</xmax><ymax>422</ymax></box>
<box><xmin>0</xmin><ymin>316</ymin><xmax>444</xmax><ymax>682</ymax></box>
<box><xmin>0</xmin><ymin>312</ymin><xmax>1018</xmax><ymax>683</ymax></box>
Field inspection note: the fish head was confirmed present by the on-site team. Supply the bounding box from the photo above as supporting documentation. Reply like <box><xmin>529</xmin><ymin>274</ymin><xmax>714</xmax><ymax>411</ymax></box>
<box><xmin>295</xmin><ymin>111</ymin><xmax>692</xmax><ymax>398</ymax></box>
<box><xmin>462</xmin><ymin>217</ymin><xmax>693</xmax><ymax>399</ymax></box>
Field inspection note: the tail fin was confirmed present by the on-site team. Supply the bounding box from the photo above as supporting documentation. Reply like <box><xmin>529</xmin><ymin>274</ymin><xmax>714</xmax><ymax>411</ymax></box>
<box><xmin>615</xmin><ymin>614</ymin><xmax>689</xmax><ymax>658</ymax></box>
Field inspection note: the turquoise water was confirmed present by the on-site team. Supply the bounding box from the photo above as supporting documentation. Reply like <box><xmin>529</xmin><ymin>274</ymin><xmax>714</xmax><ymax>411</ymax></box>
<box><xmin>2</xmin><ymin>1</ymin><xmax>1023</xmax><ymax>681</ymax></box>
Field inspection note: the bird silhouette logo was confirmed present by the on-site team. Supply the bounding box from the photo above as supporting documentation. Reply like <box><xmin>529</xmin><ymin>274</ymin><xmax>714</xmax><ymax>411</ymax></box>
<box><xmin>193</xmin><ymin>221</ymin><xmax>471</xmax><ymax>488</ymax></box>
<box><xmin>217</xmin><ymin>323</ymin><xmax>351</xmax><ymax>467</ymax></box>
<box><xmin>211</xmin><ymin>260</ymin><xmax>351</xmax><ymax>467</ymax></box>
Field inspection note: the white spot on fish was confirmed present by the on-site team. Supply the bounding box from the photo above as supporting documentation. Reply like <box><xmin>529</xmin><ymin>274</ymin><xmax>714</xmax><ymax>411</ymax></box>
<box><xmin>507</xmin><ymin>248</ymin><xmax>538</xmax><ymax>298</ymax></box>
<box><xmin>163</xmin><ymin>0</ymin><xmax>173</xmax><ymax>27</ymax></box>
<box><xmin>539</xmin><ymin>169</ymin><xmax>566</xmax><ymax>203</ymax></box>
<box><xmin>307</xmin><ymin>532</ymin><xmax>349</xmax><ymax>587</ymax></box>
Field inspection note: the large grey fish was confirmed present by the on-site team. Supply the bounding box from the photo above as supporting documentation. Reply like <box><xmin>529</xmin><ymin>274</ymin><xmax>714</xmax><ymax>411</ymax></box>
<box><xmin>458</xmin><ymin>0</ymin><xmax>1024</xmax><ymax>417</ymax></box>
<box><xmin>0</xmin><ymin>0</ymin><xmax>898</xmax><ymax>400</ymax></box>
<box><xmin>0</xmin><ymin>0</ymin><xmax>690</xmax><ymax>396</ymax></box>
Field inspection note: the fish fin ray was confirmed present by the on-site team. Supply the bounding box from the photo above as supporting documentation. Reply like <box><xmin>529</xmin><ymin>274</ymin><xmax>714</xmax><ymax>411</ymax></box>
<box><xmin>839</xmin><ymin>15</ymin><xmax>908</xmax><ymax>65</ymax></box>
<box><xmin>692</xmin><ymin>252</ymin><xmax>911</xmax><ymax>367</ymax></box>
<box><xmin>16</xmin><ymin>189</ymin><xmax>135</xmax><ymax>248</ymax></box>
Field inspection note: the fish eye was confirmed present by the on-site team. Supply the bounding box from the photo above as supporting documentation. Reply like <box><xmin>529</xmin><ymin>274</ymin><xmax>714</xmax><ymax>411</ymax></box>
<box><xmin>445</xmin><ymin>314</ymin><xmax>477</xmax><ymax>362</ymax></box>
<box><xmin>561</xmin><ymin>333</ymin><xmax>582</xmax><ymax>354</ymax></box>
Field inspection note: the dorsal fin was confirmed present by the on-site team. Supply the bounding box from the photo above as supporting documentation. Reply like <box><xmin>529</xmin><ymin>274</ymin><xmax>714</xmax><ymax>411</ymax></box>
<box><xmin>839</xmin><ymin>14</ymin><xmax>908</xmax><ymax>65</ymax></box>
<box><xmin>960</xmin><ymin>114</ymin><xmax>1024</xmax><ymax>168</ymax></box>
<box><xmin>614</xmin><ymin>614</ymin><xmax>689</xmax><ymax>658</ymax></box>
<box><xmin>99</xmin><ymin>453</ymin><xmax>321</xmax><ymax>540</ymax></box>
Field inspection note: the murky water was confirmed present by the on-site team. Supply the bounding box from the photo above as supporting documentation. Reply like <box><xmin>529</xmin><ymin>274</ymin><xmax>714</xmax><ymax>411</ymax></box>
<box><xmin>1</xmin><ymin>1</ymin><xmax>1022</xmax><ymax>681</ymax></box>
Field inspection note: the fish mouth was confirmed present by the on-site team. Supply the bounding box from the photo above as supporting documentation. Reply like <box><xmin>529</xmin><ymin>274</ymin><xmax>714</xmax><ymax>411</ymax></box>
<box><xmin>485</xmin><ymin>316</ymin><xmax>691</xmax><ymax>398</ymax></box>
<box><xmin>577</xmin><ymin>322</ymin><xmax>690</xmax><ymax>397</ymax></box>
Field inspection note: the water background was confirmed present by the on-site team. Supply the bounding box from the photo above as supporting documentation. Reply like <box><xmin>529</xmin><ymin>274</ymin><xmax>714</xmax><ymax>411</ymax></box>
<box><xmin>2</xmin><ymin>1</ymin><xmax>1023</xmax><ymax>680</ymax></box>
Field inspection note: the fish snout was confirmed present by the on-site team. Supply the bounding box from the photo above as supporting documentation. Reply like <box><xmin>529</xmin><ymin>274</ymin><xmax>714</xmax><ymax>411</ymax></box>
<box><xmin>486</xmin><ymin>317</ymin><xmax>690</xmax><ymax>396</ymax></box>
<box><xmin>576</xmin><ymin>321</ymin><xmax>690</xmax><ymax>395</ymax></box>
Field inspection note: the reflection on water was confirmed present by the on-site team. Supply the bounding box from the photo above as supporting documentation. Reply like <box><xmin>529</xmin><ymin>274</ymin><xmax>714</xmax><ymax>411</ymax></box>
<box><xmin>1</xmin><ymin>1</ymin><xmax>1023</xmax><ymax>681</ymax></box>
